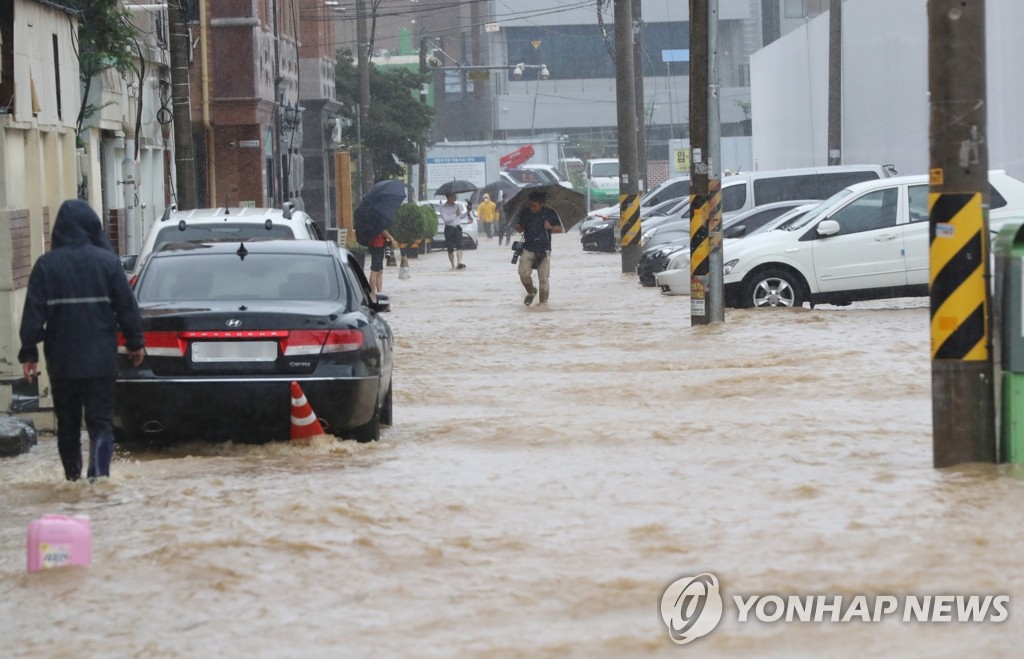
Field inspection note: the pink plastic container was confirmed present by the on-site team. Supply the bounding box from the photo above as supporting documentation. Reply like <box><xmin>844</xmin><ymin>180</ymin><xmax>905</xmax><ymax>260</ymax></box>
<box><xmin>27</xmin><ymin>514</ymin><xmax>92</xmax><ymax>572</ymax></box>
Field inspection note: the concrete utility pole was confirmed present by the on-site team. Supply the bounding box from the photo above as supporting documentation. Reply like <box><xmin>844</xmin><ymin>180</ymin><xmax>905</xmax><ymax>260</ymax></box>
<box><xmin>168</xmin><ymin>1</ymin><xmax>196</xmax><ymax>209</ymax></box>
<box><xmin>827</xmin><ymin>0</ymin><xmax>842</xmax><ymax>166</ymax></box>
<box><xmin>706</xmin><ymin>0</ymin><xmax>724</xmax><ymax>323</ymax></box>
<box><xmin>614</xmin><ymin>0</ymin><xmax>641</xmax><ymax>273</ymax></box>
<box><xmin>688</xmin><ymin>0</ymin><xmax>711</xmax><ymax>325</ymax></box>
<box><xmin>632</xmin><ymin>0</ymin><xmax>646</xmax><ymax>191</ymax></box>
<box><xmin>418</xmin><ymin>37</ymin><xmax>429</xmax><ymax>201</ymax></box>
<box><xmin>928</xmin><ymin>0</ymin><xmax>994</xmax><ymax>468</ymax></box>
<box><xmin>356</xmin><ymin>0</ymin><xmax>375</xmax><ymax>194</ymax></box>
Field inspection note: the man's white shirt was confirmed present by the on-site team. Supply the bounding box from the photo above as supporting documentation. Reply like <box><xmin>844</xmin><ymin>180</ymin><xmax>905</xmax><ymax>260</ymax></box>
<box><xmin>439</xmin><ymin>201</ymin><xmax>466</xmax><ymax>227</ymax></box>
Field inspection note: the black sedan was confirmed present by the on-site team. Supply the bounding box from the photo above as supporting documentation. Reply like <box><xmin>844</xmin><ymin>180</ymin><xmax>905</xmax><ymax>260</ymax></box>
<box><xmin>580</xmin><ymin>218</ymin><xmax>619</xmax><ymax>252</ymax></box>
<box><xmin>637</xmin><ymin>238</ymin><xmax>690</xmax><ymax>287</ymax></box>
<box><xmin>116</xmin><ymin>239</ymin><xmax>394</xmax><ymax>443</ymax></box>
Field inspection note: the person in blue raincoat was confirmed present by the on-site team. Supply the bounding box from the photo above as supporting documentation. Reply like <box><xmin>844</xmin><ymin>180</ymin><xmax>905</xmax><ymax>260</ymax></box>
<box><xmin>18</xmin><ymin>200</ymin><xmax>145</xmax><ymax>481</ymax></box>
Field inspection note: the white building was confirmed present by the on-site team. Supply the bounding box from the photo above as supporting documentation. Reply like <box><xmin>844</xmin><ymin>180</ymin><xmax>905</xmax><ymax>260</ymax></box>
<box><xmin>751</xmin><ymin>0</ymin><xmax>1024</xmax><ymax>180</ymax></box>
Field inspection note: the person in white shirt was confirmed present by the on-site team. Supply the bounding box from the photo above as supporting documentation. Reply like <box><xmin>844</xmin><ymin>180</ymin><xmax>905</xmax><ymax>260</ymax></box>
<box><xmin>438</xmin><ymin>193</ymin><xmax>468</xmax><ymax>270</ymax></box>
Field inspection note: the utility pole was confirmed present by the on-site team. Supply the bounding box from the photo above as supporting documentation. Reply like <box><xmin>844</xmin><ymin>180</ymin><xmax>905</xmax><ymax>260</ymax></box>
<box><xmin>418</xmin><ymin>37</ymin><xmax>429</xmax><ymax>201</ymax></box>
<box><xmin>614</xmin><ymin>0</ymin><xmax>641</xmax><ymax>273</ymax></box>
<box><xmin>632</xmin><ymin>0</ymin><xmax>646</xmax><ymax>191</ymax></box>
<box><xmin>356</xmin><ymin>0</ymin><xmax>375</xmax><ymax>194</ymax></box>
<box><xmin>928</xmin><ymin>0</ymin><xmax>994</xmax><ymax>468</ymax></box>
<box><xmin>827</xmin><ymin>0</ymin><xmax>842</xmax><ymax>166</ymax></box>
<box><xmin>706</xmin><ymin>0</ymin><xmax>724</xmax><ymax>323</ymax></box>
<box><xmin>689</xmin><ymin>0</ymin><xmax>711</xmax><ymax>325</ymax></box>
<box><xmin>167</xmin><ymin>1</ymin><xmax>196</xmax><ymax>209</ymax></box>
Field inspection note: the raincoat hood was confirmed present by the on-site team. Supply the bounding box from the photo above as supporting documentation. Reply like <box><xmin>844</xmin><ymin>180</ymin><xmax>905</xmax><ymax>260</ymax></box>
<box><xmin>52</xmin><ymin>199</ymin><xmax>114</xmax><ymax>252</ymax></box>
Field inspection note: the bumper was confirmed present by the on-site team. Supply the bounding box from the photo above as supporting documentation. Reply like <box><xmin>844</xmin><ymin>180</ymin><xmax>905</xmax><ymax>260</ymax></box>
<box><xmin>581</xmin><ymin>230</ymin><xmax>616</xmax><ymax>252</ymax></box>
<box><xmin>655</xmin><ymin>268</ymin><xmax>690</xmax><ymax>295</ymax></box>
<box><xmin>637</xmin><ymin>256</ymin><xmax>673</xmax><ymax>286</ymax></box>
<box><xmin>114</xmin><ymin>376</ymin><xmax>381</xmax><ymax>442</ymax></box>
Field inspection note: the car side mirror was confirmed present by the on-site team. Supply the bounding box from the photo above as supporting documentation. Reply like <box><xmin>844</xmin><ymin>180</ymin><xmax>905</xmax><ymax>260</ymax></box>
<box><xmin>724</xmin><ymin>225</ymin><xmax>746</xmax><ymax>239</ymax></box>
<box><xmin>372</xmin><ymin>293</ymin><xmax>391</xmax><ymax>313</ymax></box>
<box><xmin>817</xmin><ymin>219</ymin><xmax>841</xmax><ymax>237</ymax></box>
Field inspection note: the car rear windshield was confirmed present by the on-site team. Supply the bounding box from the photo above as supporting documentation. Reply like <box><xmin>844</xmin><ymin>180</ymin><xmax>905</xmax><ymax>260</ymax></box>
<box><xmin>591</xmin><ymin>162</ymin><xmax>619</xmax><ymax>178</ymax></box>
<box><xmin>136</xmin><ymin>253</ymin><xmax>344</xmax><ymax>303</ymax></box>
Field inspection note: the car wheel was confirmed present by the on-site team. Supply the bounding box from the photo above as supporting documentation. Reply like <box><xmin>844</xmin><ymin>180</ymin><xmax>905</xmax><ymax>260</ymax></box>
<box><xmin>743</xmin><ymin>268</ymin><xmax>805</xmax><ymax>308</ymax></box>
<box><xmin>351</xmin><ymin>406</ymin><xmax>381</xmax><ymax>443</ymax></box>
<box><xmin>379</xmin><ymin>384</ymin><xmax>393</xmax><ymax>426</ymax></box>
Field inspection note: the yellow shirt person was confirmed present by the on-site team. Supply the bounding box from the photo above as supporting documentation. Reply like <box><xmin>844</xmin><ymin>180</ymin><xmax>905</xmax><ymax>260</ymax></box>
<box><xmin>477</xmin><ymin>193</ymin><xmax>497</xmax><ymax>240</ymax></box>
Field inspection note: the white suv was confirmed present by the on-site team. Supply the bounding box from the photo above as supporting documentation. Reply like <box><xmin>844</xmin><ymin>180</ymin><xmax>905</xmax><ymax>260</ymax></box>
<box><xmin>722</xmin><ymin>171</ymin><xmax>1024</xmax><ymax>308</ymax></box>
<box><xmin>131</xmin><ymin>204</ymin><xmax>324</xmax><ymax>276</ymax></box>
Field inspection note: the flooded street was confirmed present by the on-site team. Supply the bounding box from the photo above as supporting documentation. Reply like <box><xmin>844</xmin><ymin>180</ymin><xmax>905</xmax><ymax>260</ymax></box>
<box><xmin>3</xmin><ymin>233</ymin><xmax>1023</xmax><ymax>657</ymax></box>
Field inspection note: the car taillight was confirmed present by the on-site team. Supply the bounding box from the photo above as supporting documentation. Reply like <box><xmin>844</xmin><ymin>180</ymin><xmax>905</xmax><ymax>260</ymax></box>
<box><xmin>116</xmin><ymin>331</ymin><xmax>185</xmax><ymax>356</ymax></box>
<box><xmin>142</xmin><ymin>331</ymin><xmax>188</xmax><ymax>357</ymax></box>
<box><xmin>282</xmin><ymin>329</ymin><xmax>362</xmax><ymax>356</ymax></box>
<box><xmin>118</xmin><ymin>329</ymin><xmax>362</xmax><ymax>358</ymax></box>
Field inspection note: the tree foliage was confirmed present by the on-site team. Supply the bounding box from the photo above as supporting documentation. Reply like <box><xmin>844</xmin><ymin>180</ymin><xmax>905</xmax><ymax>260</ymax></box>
<box><xmin>390</xmin><ymin>202</ymin><xmax>437</xmax><ymax>245</ymax></box>
<box><xmin>335</xmin><ymin>49</ymin><xmax>434</xmax><ymax>182</ymax></box>
<box><xmin>62</xmin><ymin>0</ymin><xmax>137</xmax><ymax>136</ymax></box>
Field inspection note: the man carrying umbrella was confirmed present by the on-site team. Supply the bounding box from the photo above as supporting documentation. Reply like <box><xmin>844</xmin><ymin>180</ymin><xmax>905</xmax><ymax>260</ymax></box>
<box><xmin>514</xmin><ymin>189</ymin><xmax>563</xmax><ymax>306</ymax></box>
<box><xmin>439</xmin><ymin>192</ymin><xmax>469</xmax><ymax>270</ymax></box>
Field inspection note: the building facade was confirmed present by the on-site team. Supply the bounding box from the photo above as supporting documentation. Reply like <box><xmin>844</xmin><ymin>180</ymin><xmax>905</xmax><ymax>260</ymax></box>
<box><xmin>0</xmin><ymin>0</ymin><xmax>80</xmax><ymax>422</ymax></box>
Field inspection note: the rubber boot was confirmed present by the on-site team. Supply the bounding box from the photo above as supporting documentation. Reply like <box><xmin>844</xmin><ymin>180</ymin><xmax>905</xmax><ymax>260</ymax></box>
<box><xmin>87</xmin><ymin>433</ymin><xmax>114</xmax><ymax>479</ymax></box>
<box><xmin>58</xmin><ymin>444</ymin><xmax>82</xmax><ymax>482</ymax></box>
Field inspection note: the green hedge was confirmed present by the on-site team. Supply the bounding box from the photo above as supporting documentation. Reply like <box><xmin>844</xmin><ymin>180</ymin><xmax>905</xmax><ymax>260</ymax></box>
<box><xmin>391</xmin><ymin>202</ymin><xmax>436</xmax><ymax>246</ymax></box>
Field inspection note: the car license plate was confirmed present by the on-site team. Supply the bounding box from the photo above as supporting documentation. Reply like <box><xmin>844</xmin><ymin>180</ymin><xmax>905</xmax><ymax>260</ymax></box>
<box><xmin>191</xmin><ymin>341</ymin><xmax>278</xmax><ymax>362</ymax></box>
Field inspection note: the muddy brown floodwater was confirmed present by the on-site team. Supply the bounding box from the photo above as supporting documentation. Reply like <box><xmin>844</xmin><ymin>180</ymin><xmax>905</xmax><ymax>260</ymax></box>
<box><xmin>3</xmin><ymin>232</ymin><xmax>1023</xmax><ymax>658</ymax></box>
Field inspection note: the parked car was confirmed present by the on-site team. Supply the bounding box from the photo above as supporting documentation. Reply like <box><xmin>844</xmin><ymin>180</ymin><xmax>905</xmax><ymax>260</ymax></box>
<box><xmin>421</xmin><ymin>199</ymin><xmax>479</xmax><ymax>250</ymax></box>
<box><xmin>119</xmin><ymin>254</ymin><xmax>138</xmax><ymax>272</ymax></box>
<box><xmin>581</xmin><ymin>217</ymin><xmax>619</xmax><ymax>253</ymax></box>
<box><xmin>635</xmin><ymin>201</ymin><xmax>819</xmax><ymax>287</ymax></box>
<box><xmin>131</xmin><ymin>204</ymin><xmax>324</xmax><ymax>277</ymax></box>
<box><xmin>584</xmin><ymin>158</ymin><xmax>620</xmax><ymax>209</ymax></box>
<box><xmin>714</xmin><ymin>164</ymin><xmax>897</xmax><ymax>216</ymax></box>
<box><xmin>116</xmin><ymin>239</ymin><xmax>393</xmax><ymax>443</ymax></box>
<box><xmin>654</xmin><ymin>203</ymin><xmax>822</xmax><ymax>295</ymax></box>
<box><xmin>503</xmin><ymin>167</ymin><xmax>553</xmax><ymax>187</ymax></box>
<box><xmin>520</xmin><ymin>163</ymin><xmax>574</xmax><ymax>189</ymax></box>
<box><xmin>722</xmin><ymin>171</ymin><xmax>1024</xmax><ymax>308</ymax></box>
<box><xmin>638</xmin><ymin>200</ymin><xmax>823</xmax><ymax>288</ymax></box>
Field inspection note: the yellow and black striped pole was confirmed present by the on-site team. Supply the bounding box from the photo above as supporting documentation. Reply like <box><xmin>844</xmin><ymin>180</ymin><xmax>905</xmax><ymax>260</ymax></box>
<box><xmin>928</xmin><ymin>0</ymin><xmax>994</xmax><ymax>468</ymax></box>
<box><xmin>618</xmin><ymin>191</ymin><xmax>641</xmax><ymax>271</ymax></box>
<box><xmin>690</xmin><ymin>190</ymin><xmax>709</xmax><ymax>319</ymax></box>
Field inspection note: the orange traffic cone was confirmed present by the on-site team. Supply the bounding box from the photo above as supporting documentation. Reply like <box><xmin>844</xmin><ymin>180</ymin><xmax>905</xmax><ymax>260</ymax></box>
<box><xmin>290</xmin><ymin>381</ymin><xmax>325</xmax><ymax>440</ymax></box>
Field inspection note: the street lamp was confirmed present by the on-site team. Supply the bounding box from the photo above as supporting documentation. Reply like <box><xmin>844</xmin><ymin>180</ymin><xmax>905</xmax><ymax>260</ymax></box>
<box><xmin>512</xmin><ymin>63</ymin><xmax>550</xmax><ymax>80</ymax></box>
<box><xmin>278</xmin><ymin>100</ymin><xmax>304</xmax><ymax>204</ymax></box>
<box><xmin>281</xmin><ymin>102</ymin><xmax>304</xmax><ymax>131</ymax></box>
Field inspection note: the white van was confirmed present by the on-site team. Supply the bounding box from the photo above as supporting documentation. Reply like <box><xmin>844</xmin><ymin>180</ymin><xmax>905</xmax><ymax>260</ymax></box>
<box><xmin>715</xmin><ymin>164</ymin><xmax>898</xmax><ymax>215</ymax></box>
<box><xmin>722</xmin><ymin>170</ymin><xmax>1024</xmax><ymax>308</ymax></box>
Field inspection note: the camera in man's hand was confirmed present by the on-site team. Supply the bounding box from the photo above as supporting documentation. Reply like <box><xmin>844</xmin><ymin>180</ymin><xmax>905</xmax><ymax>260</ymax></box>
<box><xmin>510</xmin><ymin>241</ymin><xmax>525</xmax><ymax>264</ymax></box>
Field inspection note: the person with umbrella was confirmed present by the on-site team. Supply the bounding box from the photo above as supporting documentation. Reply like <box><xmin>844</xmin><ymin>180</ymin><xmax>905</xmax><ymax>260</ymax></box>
<box><xmin>513</xmin><ymin>189</ymin><xmax>563</xmax><ymax>306</ymax></box>
<box><xmin>354</xmin><ymin>180</ymin><xmax>406</xmax><ymax>296</ymax></box>
<box><xmin>367</xmin><ymin>227</ymin><xmax>395</xmax><ymax>297</ymax></box>
<box><xmin>439</xmin><ymin>192</ymin><xmax>469</xmax><ymax>270</ymax></box>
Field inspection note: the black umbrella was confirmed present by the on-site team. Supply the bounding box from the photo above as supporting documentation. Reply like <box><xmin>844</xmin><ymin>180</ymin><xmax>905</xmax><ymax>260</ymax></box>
<box><xmin>502</xmin><ymin>183</ymin><xmax>588</xmax><ymax>232</ymax></box>
<box><xmin>435</xmin><ymin>179</ymin><xmax>478</xmax><ymax>196</ymax></box>
<box><xmin>354</xmin><ymin>180</ymin><xmax>407</xmax><ymax>246</ymax></box>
